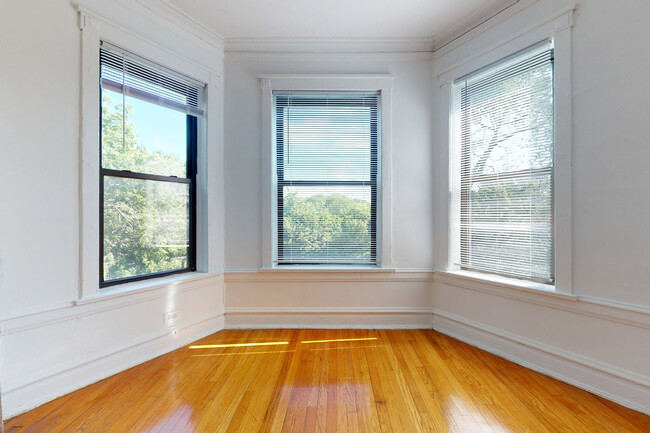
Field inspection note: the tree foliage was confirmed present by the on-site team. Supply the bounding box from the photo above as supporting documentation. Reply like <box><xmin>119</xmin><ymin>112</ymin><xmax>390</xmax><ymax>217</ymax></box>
<box><xmin>282</xmin><ymin>193</ymin><xmax>371</xmax><ymax>261</ymax></box>
<box><xmin>102</xmin><ymin>93</ymin><xmax>189</xmax><ymax>281</ymax></box>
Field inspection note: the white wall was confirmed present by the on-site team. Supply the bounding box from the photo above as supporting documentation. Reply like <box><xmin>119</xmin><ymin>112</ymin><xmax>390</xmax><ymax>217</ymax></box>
<box><xmin>570</xmin><ymin>0</ymin><xmax>650</xmax><ymax>306</ymax></box>
<box><xmin>431</xmin><ymin>0</ymin><xmax>650</xmax><ymax>414</ymax></box>
<box><xmin>224</xmin><ymin>54</ymin><xmax>435</xmax><ymax>271</ymax></box>
<box><xmin>222</xmin><ymin>52</ymin><xmax>435</xmax><ymax>326</ymax></box>
<box><xmin>0</xmin><ymin>0</ymin><xmax>226</xmax><ymax>418</ymax></box>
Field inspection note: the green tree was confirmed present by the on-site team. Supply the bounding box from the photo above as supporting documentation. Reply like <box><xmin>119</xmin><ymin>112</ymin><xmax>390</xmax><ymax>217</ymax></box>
<box><xmin>102</xmin><ymin>92</ymin><xmax>189</xmax><ymax>281</ymax></box>
<box><xmin>283</xmin><ymin>192</ymin><xmax>371</xmax><ymax>261</ymax></box>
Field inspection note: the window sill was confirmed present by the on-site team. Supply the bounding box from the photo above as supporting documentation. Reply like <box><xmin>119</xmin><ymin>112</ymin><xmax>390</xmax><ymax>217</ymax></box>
<box><xmin>76</xmin><ymin>272</ymin><xmax>215</xmax><ymax>306</ymax></box>
<box><xmin>435</xmin><ymin>270</ymin><xmax>576</xmax><ymax>300</ymax></box>
<box><xmin>448</xmin><ymin>270</ymin><xmax>555</xmax><ymax>291</ymax></box>
<box><xmin>259</xmin><ymin>266</ymin><xmax>394</xmax><ymax>274</ymax></box>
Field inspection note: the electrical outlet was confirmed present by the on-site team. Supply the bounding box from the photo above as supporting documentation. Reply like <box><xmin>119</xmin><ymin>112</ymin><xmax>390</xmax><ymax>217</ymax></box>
<box><xmin>164</xmin><ymin>310</ymin><xmax>181</xmax><ymax>326</ymax></box>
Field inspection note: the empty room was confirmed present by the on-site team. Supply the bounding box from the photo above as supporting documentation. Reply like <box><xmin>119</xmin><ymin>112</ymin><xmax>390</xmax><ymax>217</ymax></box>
<box><xmin>1</xmin><ymin>0</ymin><xmax>650</xmax><ymax>431</ymax></box>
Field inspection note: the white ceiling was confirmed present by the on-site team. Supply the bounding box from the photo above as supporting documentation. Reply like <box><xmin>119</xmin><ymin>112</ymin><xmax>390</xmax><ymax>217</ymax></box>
<box><xmin>168</xmin><ymin>0</ymin><xmax>518</xmax><ymax>42</ymax></box>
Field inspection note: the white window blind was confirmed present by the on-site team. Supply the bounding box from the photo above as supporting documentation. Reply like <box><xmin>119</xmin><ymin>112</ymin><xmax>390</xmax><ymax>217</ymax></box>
<box><xmin>452</xmin><ymin>41</ymin><xmax>554</xmax><ymax>283</ymax></box>
<box><xmin>100</xmin><ymin>42</ymin><xmax>205</xmax><ymax>118</ymax></box>
<box><xmin>274</xmin><ymin>91</ymin><xmax>380</xmax><ymax>265</ymax></box>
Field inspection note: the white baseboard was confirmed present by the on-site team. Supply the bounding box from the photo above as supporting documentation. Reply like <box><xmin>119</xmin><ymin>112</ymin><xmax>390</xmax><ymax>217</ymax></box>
<box><xmin>225</xmin><ymin>307</ymin><xmax>434</xmax><ymax>329</ymax></box>
<box><xmin>432</xmin><ymin>309</ymin><xmax>650</xmax><ymax>415</ymax></box>
<box><xmin>3</xmin><ymin>312</ymin><xmax>225</xmax><ymax>419</ymax></box>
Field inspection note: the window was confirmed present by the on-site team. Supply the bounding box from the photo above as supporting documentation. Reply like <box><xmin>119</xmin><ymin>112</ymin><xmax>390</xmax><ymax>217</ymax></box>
<box><xmin>273</xmin><ymin>91</ymin><xmax>380</xmax><ymax>265</ymax></box>
<box><xmin>451</xmin><ymin>41</ymin><xmax>554</xmax><ymax>284</ymax></box>
<box><xmin>99</xmin><ymin>42</ymin><xmax>205</xmax><ymax>286</ymax></box>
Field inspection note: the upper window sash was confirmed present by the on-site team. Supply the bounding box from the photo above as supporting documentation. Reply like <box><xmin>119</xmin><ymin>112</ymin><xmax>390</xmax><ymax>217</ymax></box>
<box><xmin>100</xmin><ymin>42</ymin><xmax>206</xmax><ymax>118</ymax></box>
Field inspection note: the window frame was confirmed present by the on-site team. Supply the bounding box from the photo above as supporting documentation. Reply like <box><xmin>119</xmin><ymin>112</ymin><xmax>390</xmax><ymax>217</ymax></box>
<box><xmin>438</xmin><ymin>7</ymin><xmax>573</xmax><ymax>293</ymax></box>
<box><xmin>98</xmin><ymin>87</ymin><xmax>199</xmax><ymax>286</ymax></box>
<box><xmin>260</xmin><ymin>75</ymin><xmax>394</xmax><ymax>269</ymax></box>
<box><xmin>98</xmin><ymin>45</ymin><xmax>201</xmax><ymax>288</ymax></box>
<box><xmin>79</xmin><ymin>8</ymin><xmax>224</xmax><ymax>298</ymax></box>
<box><xmin>453</xmin><ymin>41</ymin><xmax>555</xmax><ymax>284</ymax></box>
<box><xmin>273</xmin><ymin>92</ymin><xmax>380</xmax><ymax>265</ymax></box>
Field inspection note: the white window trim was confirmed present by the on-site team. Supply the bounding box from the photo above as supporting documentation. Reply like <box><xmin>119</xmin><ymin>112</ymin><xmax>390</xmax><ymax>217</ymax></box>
<box><xmin>438</xmin><ymin>7</ymin><xmax>573</xmax><ymax>293</ymax></box>
<box><xmin>260</xmin><ymin>75</ymin><xmax>394</xmax><ymax>269</ymax></box>
<box><xmin>78</xmin><ymin>7</ymin><xmax>224</xmax><ymax>299</ymax></box>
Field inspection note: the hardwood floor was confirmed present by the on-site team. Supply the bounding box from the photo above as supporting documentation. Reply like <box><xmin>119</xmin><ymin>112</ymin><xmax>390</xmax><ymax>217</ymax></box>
<box><xmin>5</xmin><ymin>329</ymin><xmax>650</xmax><ymax>432</ymax></box>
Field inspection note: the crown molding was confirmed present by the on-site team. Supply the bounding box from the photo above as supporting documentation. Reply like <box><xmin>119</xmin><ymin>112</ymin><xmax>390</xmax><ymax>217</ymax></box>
<box><xmin>134</xmin><ymin>0</ymin><xmax>225</xmax><ymax>53</ymax></box>
<box><xmin>433</xmin><ymin>0</ymin><xmax>539</xmax><ymax>57</ymax></box>
<box><xmin>225</xmin><ymin>37</ymin><xmax>435</xmax><ymax>54</ymax></box>
<box><xmin>225</xmin><ymin>51</ymin><xmax>434</xmax><ymax>62</ymax></box>
<box><xmin>435</xmin><ymin>4</ymin><xmax>575</xmax><ymax>81</ymax></box>
<box><xmin>74</xmin><ymin>4</ymin><xmax>222</xmax><ymax>78</ymax></box>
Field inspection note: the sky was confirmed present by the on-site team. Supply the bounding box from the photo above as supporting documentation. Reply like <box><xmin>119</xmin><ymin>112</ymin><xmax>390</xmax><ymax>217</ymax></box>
<box><xmin>104</xmin><ymin>88</ymin><xmax>188</xmax><ymax>162</ymax></box>
<box><xmin>127</xmin><ymin>94</ymin><xmax>187</xmax><ymax>161</ymax></box>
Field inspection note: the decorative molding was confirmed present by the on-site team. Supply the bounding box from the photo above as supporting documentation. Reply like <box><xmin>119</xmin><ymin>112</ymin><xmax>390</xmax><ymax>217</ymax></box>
<box><xmin>75</xmin><ymin>5</ymin><xmax>223</xmax><ymax>76</ymax></box>
<box><xmin>75</xmin><ymin>273</ymin><xmax>223</xmax><ymax>306</ymax></box>
<box><xmin>2</xmin><ymin>313</ymin><xmax>225</xmax><ymax>418</ymax></box>
<box><xmin>226</xmin><ymin>307</ymin><xmax>433</xmax><ymax>330</ymax></box>
<box><xmin>136</xmin><ymin>0</ymin><xmax>225</xmax><ymax>52</ymax></box>
<box><xmin>433</xmin><ymin>0</ymin><xmax>538</xmax><ymax>56</ymax></box>
<box><xmin>224</xmin><ymin>37</ymin><xmax>434</xmax><ymax>61</ymax></box>
<box><xmin>436</xmin><ymin>5</ymin><xmax>576</xmax><ymax>80</ymax></box>
<box><xmin>432</xmin><ymin>310</ymin><xmax>650</xmax><ymax>415</ymax></box>
<box><xmin>77</xmin><ymin>7</ymin><xmax>100</xmax><ymax>32</ymax></box>
<box><xmin>224</xmin><ymin>268</ymin><xmax>260</xmax><ymax>274</ymax></box>
<box><xmin>434</xmin><ymin>272</ymin><xmax>650</xmax><ymax>330</ymax></box>
<box><xmin>259</xmin><ymin>74</ymin><xmax>395</xmax><ymax>83</ymax></box>
<box><xmin>257</xmin><ymin>267</ymin><xmax>396</xmax><ymax>273</ymax></box>
<box><xmin>226</xmin><ymin>51</ymin><xmax>435</xmax><ymax>62</ymax></box>
<box><xmin>226</xmin><ymin>37</ymin><xmax>434</xmax><ymax>54</ymax></box>
<box><xmin>259</xmin><ymin>74</ymin><xmax>395</xmax><ymax>92</ymax></box>
<box><xmin>225</xmin><ymin>269</ymin><xmax>434</xmax><ymax>283</ymax></box>
<box><xmin>0</xmin><ymin>274</ymin><xmax>223</xmax><ymax>336</ymax></box>
<box><xmin>227</xmin><ymin>307</ymin><xmax>432</xmax><ymax>314</ymax></box>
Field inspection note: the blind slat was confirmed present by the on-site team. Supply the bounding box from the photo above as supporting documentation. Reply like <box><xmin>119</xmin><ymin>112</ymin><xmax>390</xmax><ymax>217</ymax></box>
<box><xmin>274</xmin><ymin>91</ymin><xmax>380</xmax><ymax>264</ymax></box>
<box><xmin>100</xmin><ymin>42</ymin><xmax>206</xmax><ymax>117</ymax></box>
<box><xmin>452</xmin><ymin>41</ymin><xmax>554</xmax><ymax>283</ymax></box>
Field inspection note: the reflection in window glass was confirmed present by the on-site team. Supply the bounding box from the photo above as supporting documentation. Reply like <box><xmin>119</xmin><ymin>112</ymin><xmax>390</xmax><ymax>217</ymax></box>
<box><xmin>103</xmin><ymin>177</ymin><xmax>190</xmax><ymax>281</ymax></box>
<box><xmin>101</xmin><ymin>89</ymin><xmax>187</xmax><ymax>177</ymax></box>
<box><xmin>282</xmin><ymin>185</ymin><xmax>373</xmax><ymax>262</ymax></box>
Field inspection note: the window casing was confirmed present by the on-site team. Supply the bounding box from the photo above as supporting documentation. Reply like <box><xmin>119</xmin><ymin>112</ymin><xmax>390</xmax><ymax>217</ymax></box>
<box><xmin>99</xmin><ymin>43</ymin><xmax>205</xmax><ymax>287</ymax></box>
<box><xmin>273</xmin><ymin>91</ymin><xmax>381</xmax><ymax>265</ymax></box>
<box><xmin>451</xmin><ymin>41</ymin><xmax>555</xmax><ymax>284</ymax></box>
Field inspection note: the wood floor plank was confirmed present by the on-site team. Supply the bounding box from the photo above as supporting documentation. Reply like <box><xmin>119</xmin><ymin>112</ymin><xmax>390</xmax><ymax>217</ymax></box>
<box><xmin>5</xmin><ymin>329</ymin><xmax>650</xmax><ymax>432</ymax></box>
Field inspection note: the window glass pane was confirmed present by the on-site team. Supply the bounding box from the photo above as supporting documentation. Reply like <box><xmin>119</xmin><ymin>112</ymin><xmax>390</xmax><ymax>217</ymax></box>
<box><xmin>103</xmin><ymin>176</ymin><xmax>190</xmax><ymax>281</ymax></box>
<box><xmin>280</xmin><ymin>106</ymin><xmax>374</xmax><ymax>182</ymax></box>
<box><xmin>455</xmin><ymin>44</ymin><xmax>554</xmax><ymax>283</ymax></box>
<box><xmin>465</xmin><ymin>174</ymin><xmax>552</xmax><ymax>280</ymax></box>
<box><xmin>101</xmin><ymin>89</ymin><xmax>187</xmax><ymax>177</ymax></box>
<box><xmin>101</xmin><ymin>63</ymin><xmax>192</xmax><ymax>108</ymax></box>
<box><xmin>465</xmin><ymin>63</ymin><xmax>553</xmax><ymax>176</ymax></box>
<box><xmin>281</xmin><ymin>185</ymin><xmax>373</xmax><ymax>263</ymax></box>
